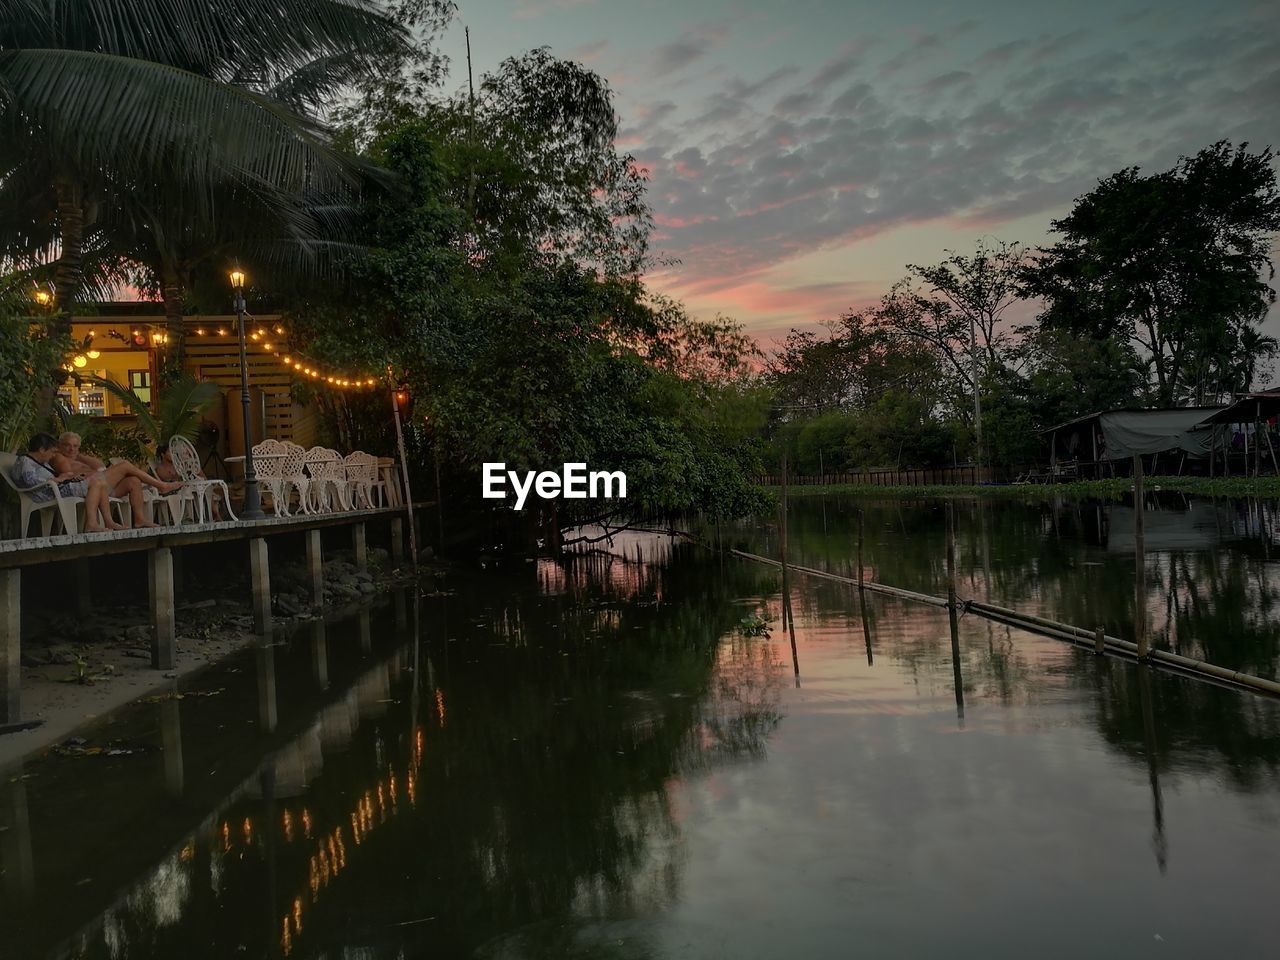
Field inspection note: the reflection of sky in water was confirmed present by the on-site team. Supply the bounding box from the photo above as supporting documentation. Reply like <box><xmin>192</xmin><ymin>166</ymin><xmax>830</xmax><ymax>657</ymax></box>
<box><xmin>9</xmin><ymin>501</ymin><xmax>1280</xmax><ymax>959</ymax></box>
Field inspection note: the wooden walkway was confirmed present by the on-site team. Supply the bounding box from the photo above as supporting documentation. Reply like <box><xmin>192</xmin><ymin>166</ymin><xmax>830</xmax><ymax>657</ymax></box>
<box><xmin>0</xmin><ymin>506</ymin><xmax>418</xmax><ymax>728</ymax></box>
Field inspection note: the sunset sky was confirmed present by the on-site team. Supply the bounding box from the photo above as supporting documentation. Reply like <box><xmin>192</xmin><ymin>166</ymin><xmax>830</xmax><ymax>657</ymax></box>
<box><xmin>442</xmin><ymin>1</ymin><xmax>1278</xmax><ymax>346</ymax></box>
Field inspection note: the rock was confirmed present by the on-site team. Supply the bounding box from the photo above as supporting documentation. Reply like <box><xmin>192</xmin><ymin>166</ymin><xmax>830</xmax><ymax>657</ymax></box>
<box><xmin>353</xmin><ymin>571</ymin><xmax>374</xmax><ymax>583</ymax></box>
<box><xmin>418</xmin><ymin>546</ymin><xmax>435</xmax><ymax>562</ymax></box>
<box><xmin>47</xmin><ymin>644</ymin><xmax>79</xmax><ymax>665</ymax></box>
<box><xmin>178</xmin><ymin>599</ymin><xmax>218</xmax><ymax>611</ymax></box>
<box><xmin>357</xmin><ymin>581</ymin><xmax>377</xmax><ymax>595</ymax></box>
<box><xmin>276</xmin><ymin>595</ymin><xmax>303</xmax><ymax>616</ymax></box>
<box><xmin>124</xmin><ymin>625</ymin><xmax>152</xmax><ymax>643</ymax></box>
<box><xmin>20</xmin><ymin>654</ymin><xmax>45</xmax><ymax>668</ymax></box>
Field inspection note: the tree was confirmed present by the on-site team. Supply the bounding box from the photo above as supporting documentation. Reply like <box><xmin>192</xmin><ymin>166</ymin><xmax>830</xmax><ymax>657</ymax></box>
<box><xmin>0</xmin><ymin>0</ymin><xmax>410</xmax><ymax>345</ymax></box>
<box><xmin>1024</xmin><ymin>141</ymin><xmax>1280</xmax><ymax>406</ymax></box>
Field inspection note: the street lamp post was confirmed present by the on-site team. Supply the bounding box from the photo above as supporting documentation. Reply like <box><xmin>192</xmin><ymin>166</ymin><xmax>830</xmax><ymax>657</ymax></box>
<box><xmin>231</xmin><ymin>268</ymin><xmax>265</xmax><ymax>520</ymax></box>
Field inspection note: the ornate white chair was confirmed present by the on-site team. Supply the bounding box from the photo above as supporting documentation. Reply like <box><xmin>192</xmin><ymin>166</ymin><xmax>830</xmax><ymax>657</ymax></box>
<box><xmin>278</xmin><ymin>441</ymin><xmax>311</xmax><ymax>515</ymax></box>
<box><xmin>304</xmin><ymin>446</ymin><xmax>343</xmax><ymax>513</ymax></box>
<box><xmin>251</xmin><ymin>438</ymin><xmax>289</xmax><ymax>517</ymax></box>
<box><xmin>170</xmin><ymin>435</ymin><xmax>237</xmax><ymax>522</ymax></box>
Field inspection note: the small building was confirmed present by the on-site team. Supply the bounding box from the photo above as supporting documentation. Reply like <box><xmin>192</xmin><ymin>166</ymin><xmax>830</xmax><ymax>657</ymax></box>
<box><xmin>63</xmin><ymin>306</ymin><xmax>322</xmax><ymax>462</ymax></box>
<box><xmin>1041</xmin><ymin>407</ymin><xmax>1225</xmax><ymax>478</ymax></box>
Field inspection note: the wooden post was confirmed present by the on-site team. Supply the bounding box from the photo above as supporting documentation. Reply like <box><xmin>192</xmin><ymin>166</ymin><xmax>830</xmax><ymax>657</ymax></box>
<box><xmin>390</xmin><ymin>516</ymin><xmax>405</xmax><ymax>565</ymax></box>
<box><xmin>780</xmin><ymin>453</ymin><xmax>790</xmax><ymax>630</ymax></box>
<box><xmin>1133</xmin><ymin>455</ymin><xmax>1148</xmax><ymax>658</ymax></box>
<box><xmin>0</xmin><ymin>569</ymin><xmax>20</xmax><ymax>725</ymax></box>
<box><xmin>352</xmin><ymin>521</ymin><xmax>368</xmax><ymax>572</ymax></box>
<box><xmin>945</xmin><ymin>500</ymin><xmax>965</xmax><ymax>723</ymax></box>
<box><xmin>857</xmin><ymin>508</ymin><xmax>865</xmax><ymax>591</ymax></box>
<box><xmin>248</xmin><ymin>537</ymin><xmax>271</xmax><ymax>635</ymax></box>
<box><xmin>149</xmin><ymin>546</ymin><xmax>176</xmax><ymax>670</ymax></box>
<box><xmin>1095</xmin><ymin>625</ymin><xmax>1106</xmax><ymax>655</ymax></box>
<box><xmin>390</xmin><ymin>389</ymin><xmax>419</xmax><ymax>571</ymax></box>
<box><xmin>1</xmin><ymin>767</ymin><xmax>34</xmax><ymax>897</ymax></box>
<box><xmin>358</xmin><ymin>609</ymin><xmax>372</xmax><ymax>655</ymax></box>
<box><xmin>305</xmin><ymin>528</ymin><xmax>324</xmax><ymax>608</ymax></box>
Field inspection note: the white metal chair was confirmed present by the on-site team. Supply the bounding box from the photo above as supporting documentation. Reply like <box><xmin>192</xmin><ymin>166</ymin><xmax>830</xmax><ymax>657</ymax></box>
<box><xmin>304</xmin><ymin>446</ymin><xmax>345</xmax><ymax>513</ymax></box>
<box><xmin>278</xmin><ymin>441</ymin><xmax>311</xmax><ymax>515</ymax></box>
<box><xmin>170</xmin><ymin>435</ymin><xmax>237</xmax><ymax>523</ymax></box>
<box><xmin>1</xmin><ymin>451</ymin><xmax>82</xmax><ymax>536</ymax></box>
<box><xmin>252</xmin><ymin>438</ymin><xmax>289</xmax><ymax>517</ymax></box>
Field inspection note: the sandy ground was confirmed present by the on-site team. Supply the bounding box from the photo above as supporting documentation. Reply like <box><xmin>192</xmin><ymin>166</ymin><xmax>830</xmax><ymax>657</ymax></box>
<box><xmin>0</xmin><ymin>624</ymin><xmax>257</xmax><ymax>770</ymax></box>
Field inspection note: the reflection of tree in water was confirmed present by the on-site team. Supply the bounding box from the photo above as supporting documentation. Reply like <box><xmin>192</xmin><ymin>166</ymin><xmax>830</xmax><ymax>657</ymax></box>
<box><xmin>55</xmin><ymin>539</ymin><xmax>783</xmax><ymax>960</ymax></box>
<box><xmin>756</xmin><ymin>495</ymin><xmax>1280</xmax><ymax>793</ymax></box>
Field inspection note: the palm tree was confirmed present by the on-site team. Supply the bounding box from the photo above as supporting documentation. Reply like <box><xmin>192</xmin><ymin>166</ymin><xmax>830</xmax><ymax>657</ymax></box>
<box><xmin>0</xmin><ymin>0</ymin><xmax>409</xmax><ymax>330</ymax></box>
<box><xmin>92</xmin><ymin>374</ymin><xmax>223</xmax><ymax>445</ymax></box>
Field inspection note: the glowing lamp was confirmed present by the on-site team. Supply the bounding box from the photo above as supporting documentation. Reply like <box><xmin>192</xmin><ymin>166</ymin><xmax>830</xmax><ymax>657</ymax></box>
<box><xmin>86</xmin><ymin>349</ymin><xmax>100</xmax><ymax>359</ymax></box>
<box><xmin>73</xmin><ymin>355</ymin><xmax>88</xmax><ymax>368</ymax></box>
<box><xmin>33</xmin><ymin>289</ymin><xmax>52</xmax><ymax>306</ymax></box>
<box><xmin>229</xmin><ymin>268</ymin><xmax>247</xmax><ymax>290</ymax></box>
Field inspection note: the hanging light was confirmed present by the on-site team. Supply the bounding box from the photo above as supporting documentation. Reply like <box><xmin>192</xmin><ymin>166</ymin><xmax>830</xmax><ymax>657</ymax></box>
<box><xmin>73</xmin><ymin>355</ymin><xmax>88</xmax><ymax>368</ymax></box>
<box><xmin>86</xmin><ymin>349</ymin><xmax>100</xmax><ymax>359</ymax></box>
<box><xmin>229</xmin><ymin>268</ymin><xmax>247</xmax><ymax>290</ymax></box>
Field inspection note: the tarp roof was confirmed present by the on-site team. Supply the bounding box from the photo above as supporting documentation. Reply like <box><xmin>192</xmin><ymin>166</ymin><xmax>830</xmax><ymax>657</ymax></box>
<box><xmin>1041</xmin><ymin>407</ymin><xmax>1225</xmax><ymax>460</ymax></box>
<box><xmin>1196</xmin><ymin>391</ymin><xmax>1280</xmax><ymax>425</ymax></box>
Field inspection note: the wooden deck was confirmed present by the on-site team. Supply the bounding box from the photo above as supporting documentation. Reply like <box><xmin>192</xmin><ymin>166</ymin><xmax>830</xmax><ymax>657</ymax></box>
<box><xmin>0</xmin><ymin>505</ymin><xmax>420</xmax><ymax>729</ymax></box>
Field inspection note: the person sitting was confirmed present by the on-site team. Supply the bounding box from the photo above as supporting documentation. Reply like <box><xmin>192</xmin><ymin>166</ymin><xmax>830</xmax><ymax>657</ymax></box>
<box><xmin>50</xmin><ymin>430</ymin><xmax>184</xmax><ymax>528</ymax></box>
<box><xmin>154</xmin><ymin>442</ymin><xmax>223</xmax><ymax>521</ymax></box>
<box><xmin>11</xmin><ymin>433</ymin><xmax>124</xmax><ymax>533</ymax></box>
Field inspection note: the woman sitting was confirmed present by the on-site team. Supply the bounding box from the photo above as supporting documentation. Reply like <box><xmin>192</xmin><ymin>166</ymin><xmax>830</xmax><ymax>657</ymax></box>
<box><xmin>49</xmin><ymin>431</ymin><xmax>184</xmax><ymax>528</ymax></box>
<box><xmin>154</xmin><ymin>442</ymin><xmax>223</xmax><ymax>520</ymax></box>
<box><xmin>11</xmin><ymin>434</ymin><xmax>123</xmax><ymax>533</ymax></box>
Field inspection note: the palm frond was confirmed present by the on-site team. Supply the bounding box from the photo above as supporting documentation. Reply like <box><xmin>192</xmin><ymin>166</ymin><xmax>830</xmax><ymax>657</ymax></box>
<box><xmin>92</xmin><ymin>375</ymin><xmax>161</xmax><ymax>441</ymax></box>
<box><xmin>0</xmin><ymin>50</ymin><xmax>368</xmax><ymax>206</ymax></box>
<box><xmin>157</xmin><ymin>375</ymin><xmax>222</xmax><ymax>441</ymax></box>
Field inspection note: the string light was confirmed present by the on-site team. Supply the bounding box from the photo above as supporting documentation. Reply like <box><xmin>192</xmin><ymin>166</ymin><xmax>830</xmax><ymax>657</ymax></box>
<box><xmin>187</xmin><ymin>318</ymin><xmax>381</xmax><ymax>391</ymax></box>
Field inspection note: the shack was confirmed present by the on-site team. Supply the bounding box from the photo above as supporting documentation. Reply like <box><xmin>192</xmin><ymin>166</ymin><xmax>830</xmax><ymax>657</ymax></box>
<box><xmin>1194</xmin><ymin>390</ymin><xmax>1280</xmax><ymax>476</ymax></box>
<box><xmin>1041</xmin><ymin>407</ymin><xmax>1224</xmax><ymax>478</ymax></box>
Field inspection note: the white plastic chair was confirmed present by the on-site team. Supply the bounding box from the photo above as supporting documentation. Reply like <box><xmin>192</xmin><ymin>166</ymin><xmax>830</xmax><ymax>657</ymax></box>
<box><xmin>1</xmin><ymin>451</ymin><xmax>82</xmax><ymax>535</ymax></box>
<box><xmin>170</xmin><ymin>435</ymin><xmax>237</xmax><ymax>523</ymax></box>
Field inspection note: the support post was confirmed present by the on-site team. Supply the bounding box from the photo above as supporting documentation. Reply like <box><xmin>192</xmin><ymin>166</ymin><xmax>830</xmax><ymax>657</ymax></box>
<box><xmin>358</xmin><ymin>610</ymin><xmax>372</xmax><ymax>655</ymax></box>
<box><xmin>74</xmin><ymin>558</ymin><xmax>91</xmax><ymax>618</ymax></box>
<box><xmin>311</xmin><ymin>620</ymin><xmax>328</xmax><ymax>690</ymax></box>
<box><xmin>945</xmin><ymin>501</ymin><xmax>965</xmax><ymax>724</ymax></box>
<box><xmin>305</xmin><ymin>528</ymin><xmax>324</xmax><ymax>608</ymax></box>
<box><xmin>248</xmin><ymin>537</ymin><xmax>271</xmax><ymax>635</ymax></box>
<box><xmin>255</xmin><ymin>638</ymin><xmax>277</xmax><ymax>733</ymax></box>
<box><xmin>1133</xmin><ymin>455</ymin><xmax>1148</xmax><ymax>658</ymax></box>
<box><xmin>352</xmin><ymin>521</ymin><xmax>368</xmax><ymax>572</ymax></box>
<box><xmin>0</xmin><ymin>569</ymin><xmax>20</xmax><ymax>725</ymax></box>
<box><xmin>390</xmin><ymin>516</ymin><xmax>405</xmax><ymax>565</ymax></box>
<box><xmin>149</xmin><ymin>547</ymin><xmax>176</xmax><ymax>670</ymax></box>
<box><xmin>857</xmin><ymin>508</ymin><xmax>865</xmax><ymax>591</ymax></box>
<box><xmin>1095</xmin><ymin>625</ymin><xmax>1106</xmax><ymax>655</ymax></box>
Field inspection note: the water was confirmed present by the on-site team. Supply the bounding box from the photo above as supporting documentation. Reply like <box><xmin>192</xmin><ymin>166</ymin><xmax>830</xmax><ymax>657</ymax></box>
<box><xmin>3</xmin><ymin>495</ymin><xmax>1279</xmax><ymax>959</ymax></box>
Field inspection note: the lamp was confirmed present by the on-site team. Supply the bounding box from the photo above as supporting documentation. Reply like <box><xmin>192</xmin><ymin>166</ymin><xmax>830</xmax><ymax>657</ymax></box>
<box><xmin>73</xmin><ymin>355</ymin><xmax>88</xmax><ymax>368</ymax></box>
<box><xmin>86</xmin><ymin>349</ymin><xmax>100</xmax><ymax>360</ymax></box>
<box><xmin>230</xmin><ymin>265</ymin><xmax>264</xmax><ymax>519</ymax></box>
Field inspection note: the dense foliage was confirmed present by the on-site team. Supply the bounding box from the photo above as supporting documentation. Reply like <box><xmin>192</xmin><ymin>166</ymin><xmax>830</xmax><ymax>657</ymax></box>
<box><xmin>769</xmin><ymin>142</ymin><xmax>1279</xmax><ymax>472</ymax></box>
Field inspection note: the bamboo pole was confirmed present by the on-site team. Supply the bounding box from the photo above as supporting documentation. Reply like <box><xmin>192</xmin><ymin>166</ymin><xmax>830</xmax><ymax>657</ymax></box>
<box><xmin>780</xmin><ymin>453</ymin><xmax>790</xmax><ymax>631</ymax></box>
<box><xmin>1133</xmin><ymin>455</ymin><xmax>1147</xmax><ymax>658</ymax></box>
<box><xmin>725</xmin><ymin>548</ymin><xmax>1280</xmax><ymax>698</ymax></box>
<box><xmin>945</xmin><ymin>501</ymin><xmax>965</xmax><ymax>723</ymax></box>
<box><xmin>391</xmin><ymin>390</ymin><xmax>419</xmax><ymax>573</ymax></box>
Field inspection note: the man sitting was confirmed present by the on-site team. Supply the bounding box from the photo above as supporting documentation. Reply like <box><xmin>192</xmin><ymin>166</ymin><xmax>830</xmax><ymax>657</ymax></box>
<box><xmin>11</xmin><ymin>433</ymin><xmax>122</xmax><ymax>533</ymax></box>
<box><xmin>51</xmin><ymin>431</ymin><xmax>183</xmax><ymax>527</ymax></box>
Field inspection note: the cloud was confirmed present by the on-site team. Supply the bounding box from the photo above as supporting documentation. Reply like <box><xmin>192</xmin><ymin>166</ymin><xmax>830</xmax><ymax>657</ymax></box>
<box><xmin>617</xmin><ymin>5</ymin><xmax>1280</xmax><ymax>333</ymax></box>
<box><xmin>650</xmin><ymin>20</ymin><xmax>732</xmax><ymax>74</ymax></box>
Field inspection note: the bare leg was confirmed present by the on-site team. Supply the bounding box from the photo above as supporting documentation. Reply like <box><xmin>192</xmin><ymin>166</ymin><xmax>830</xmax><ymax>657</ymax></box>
<box><xmin>83</xmin><ymin>480</ymin><xmax>124</xmax><ymax>532</ymax></box>
<box><xmin>121</xmin><ymin>477</ymin><xmax>158</xmax><ymax>527</ymax></box>
<box><xmin>104</xmin><ymin>461</ymin><xmax>183</xmax><ymax>495</ymax></box>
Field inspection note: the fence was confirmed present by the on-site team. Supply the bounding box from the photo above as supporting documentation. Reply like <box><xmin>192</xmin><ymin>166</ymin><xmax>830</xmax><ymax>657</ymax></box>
<box><xmin>759</xmin><ymin>465</ymin><xmax>1008</xmax><ymax>487</ymax></box>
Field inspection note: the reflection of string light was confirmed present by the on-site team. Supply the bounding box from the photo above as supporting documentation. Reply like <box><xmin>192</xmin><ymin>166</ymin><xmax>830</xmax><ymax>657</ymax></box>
<box><xmin>283</xmin><ymin>809</ymin><xmax>294</xmax><ymax>843</ymax></box>
<box><xmin>221</xmin><ymin>822</ymin><xmax>230</xmax><ymax>853</ymax></box>
<box><xmin>434</xmin><ymin>691</ymin><xmax>446</xmax><ymax>729</ymax></box>
<box><xmin>302</xmin><ymin>808</ymin><xmax>312</xmax><ymax>840</ymax></box>
<box><xmin>243</xmin><ymin>817</ymin><xmax>253</xmax><ymax>845</ymax></box>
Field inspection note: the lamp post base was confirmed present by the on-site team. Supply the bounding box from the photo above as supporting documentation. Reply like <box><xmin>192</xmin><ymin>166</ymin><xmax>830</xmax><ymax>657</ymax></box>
<box><xmin>240</xmin><ymin>479</ymin><xmax>266</xmax><ymax>521</ymax></box>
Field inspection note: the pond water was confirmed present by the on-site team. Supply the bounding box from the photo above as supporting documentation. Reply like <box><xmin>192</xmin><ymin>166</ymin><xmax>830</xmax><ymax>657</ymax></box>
<box><xmin>3</xmin><ymin>495</ymin><xmax>1279</xmax><ymax>959</ymax></box>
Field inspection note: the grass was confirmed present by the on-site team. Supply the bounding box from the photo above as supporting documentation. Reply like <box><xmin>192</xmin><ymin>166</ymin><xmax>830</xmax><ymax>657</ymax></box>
<box><xmin>767</xmin><ymin>476</ymin><xmax>1280</xmax><ymax>500</ymax></box>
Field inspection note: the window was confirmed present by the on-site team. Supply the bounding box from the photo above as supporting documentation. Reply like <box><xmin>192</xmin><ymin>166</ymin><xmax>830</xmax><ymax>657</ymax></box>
<box><xmin>129</xmin><ymin>369</ymin><xmax>151</xmax><ymax>405</ymax></box>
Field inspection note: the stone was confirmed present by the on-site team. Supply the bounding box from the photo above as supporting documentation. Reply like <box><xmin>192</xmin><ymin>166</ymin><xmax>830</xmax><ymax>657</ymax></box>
<box><xmin>357</xmin><ymin>581</ymin><xmax>376</xmax><ymax>595</ymax></box>
<box><xmin>124</xmin><ymin>625</ymin><xmax>152</xmax><ymax>643</ymax></box>
<box><xmin>47</xmin><ymin>644</ymin><xmax>79</xmax><ymax>665</ymax></box>
<box><xmin>178</xmin><ymin>599</ymin><xmax>218</xmax><ymax>611</ymax></box>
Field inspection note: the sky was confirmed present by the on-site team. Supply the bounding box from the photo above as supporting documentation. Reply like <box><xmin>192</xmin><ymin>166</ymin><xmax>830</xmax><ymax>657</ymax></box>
<box><xmin>439</xmin><ymin>0</ymin><xmax>1279</xmax><ymax>346</ymax></box>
